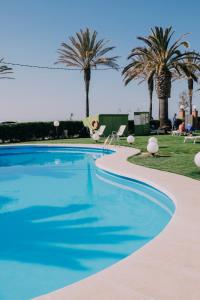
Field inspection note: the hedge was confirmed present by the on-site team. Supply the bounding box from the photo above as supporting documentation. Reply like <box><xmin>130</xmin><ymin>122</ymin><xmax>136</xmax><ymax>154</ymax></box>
<box><xmin>1</xmin><ymin>119</ymin><xmax>177</xmax><ymax>143</ymax></box>
<box><xmin>0</xmin><ymin>121</ymin><xmax>89</xmax><ymax>143</ymax></box>
<box><xmin>150</xmin><ymin>119</ymin><xmax>173</xmax><ymax>129</ymax></box>
<box><xmin>128</xmin><ymin>120</ymin><xmax>135</xmax><ymax>133</ymax></box>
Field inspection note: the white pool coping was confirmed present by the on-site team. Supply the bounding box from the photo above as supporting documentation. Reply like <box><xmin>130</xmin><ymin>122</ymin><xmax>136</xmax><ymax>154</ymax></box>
<box><xmin>2</xmin><ymin>143</ymin><xmax>199</xmax><ymax>300</ymax></box>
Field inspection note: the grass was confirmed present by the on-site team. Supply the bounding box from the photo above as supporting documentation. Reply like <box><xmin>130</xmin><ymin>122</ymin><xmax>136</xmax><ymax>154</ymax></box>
<box><xmin>22</xmin><ymin>135</ymin><xmax>200</xmax><ymax>181</ymax></box>
<box><xmin>127</xmin><ymin>136</ymin><xmax>200</xmax><ymax>181</ymax></box>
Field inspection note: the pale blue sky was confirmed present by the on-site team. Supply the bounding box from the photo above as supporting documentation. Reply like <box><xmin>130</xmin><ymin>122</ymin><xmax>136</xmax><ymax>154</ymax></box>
<box><xmin>1</xmin><ymin>0</ymin><xmax>200</xmax><ymax>121</ymax></box>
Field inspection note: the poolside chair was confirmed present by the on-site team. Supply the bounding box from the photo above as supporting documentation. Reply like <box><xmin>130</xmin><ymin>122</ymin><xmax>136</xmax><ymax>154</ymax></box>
<box><xmin>89</xmin><ymin>128</ymin><xmax>94</xmax><ymax>137</ymax></box>
<box><xmin>89</xmin><ymin>125</ymin><xmax>106</xmax><ymax>139</ymax></box>
<box><xmin>96</xmin><ymin>125</ymin><xmax>106</xmax><ymax>137</ymax></box>
<box><xmin>107</xmin><ymin>125</ymin><xmax>127</xmax><ymax>145</ymax></box>
<box><xmin>171</xmin><ymin>130</ymin><xmax>181</xmax><ymax>136</ymax></box>
<box><xmin>184</xmin><ymin>136</ymin><xmax>200</xmax><ymax>144</ymax></box>
<box><xmin>115</xmin><ymin>125</ymin><xmax>127</xmax><ymax>138</ymax></box>
<box><xmin>171</xmin><ymin>127</ymin><xmax>187</xmax><ymax>136</ymax></box>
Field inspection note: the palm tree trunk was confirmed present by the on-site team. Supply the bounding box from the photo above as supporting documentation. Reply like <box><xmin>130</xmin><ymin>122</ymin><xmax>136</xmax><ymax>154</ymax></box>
<box><xmin>84</xmin><ymin>68</ymin><xmax>91</xmax><ymax>117</ymax></box>
<box><xmin>149</xmin><ymin>88</ymin><xmax>153</xmax><ymax>120</ymax></box>
<box><xmin>159</xmin><ymin>97</ymin><xmax>169</xmax><ymax>127</ymax></box>
<box><xmin>155</xmin><ymin>69</ymin><xmax>171</xmax><ymax>128</ymax></box>
<box><xmin>148</xmin><ymin>78</ymin><xmax>154</xmax><ymax>120</ymax></box>
<box><xmin>188</xmin><ymin>78</ymin><xmax>193</xmax><ymax>115</ymax></box>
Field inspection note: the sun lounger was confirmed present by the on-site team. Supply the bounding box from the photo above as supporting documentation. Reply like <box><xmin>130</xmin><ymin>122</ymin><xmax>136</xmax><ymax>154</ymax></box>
<box><xmin>103</xmin><ymin>125</ymin><xmax>127</xmax><ymax>146</ymax></box>
<box><xmin>115</xmin><ymin>125</ymin><xmax>127</xmax><ymax>137</ymax></box>
<box><xmin>97</xmin><ymin>125</ymin><xmax>106</xmax><ymax>137</ymax></box>
<box><xmin>108</xmin><ymin>125</ymin><xmax>127</xmax><ymax>144</ymax></box>
<box><xmin>171</xmin><ymin>130</ymin><xmax>180</xmax><ymax>136</ymax></box>
<box><xmin>171</xmin><ymin>130</ymin><xmax>186</xmax><ymax>136</ymax></box>
<box><xmin>184</xmin><ymin>136</ymin><xmax>200</xmax><ymax>143</ymax></box>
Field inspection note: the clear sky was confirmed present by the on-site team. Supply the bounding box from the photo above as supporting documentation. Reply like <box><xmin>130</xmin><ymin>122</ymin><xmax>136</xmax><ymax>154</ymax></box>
<box><xmin>1</xmin><ymin>0</ymin><xmax>200</xmax><ymax>122</ymax></box>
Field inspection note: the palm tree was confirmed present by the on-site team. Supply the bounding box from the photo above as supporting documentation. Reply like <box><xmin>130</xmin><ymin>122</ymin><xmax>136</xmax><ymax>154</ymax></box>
<box><xmin>179</xmin><ymin>53</ymin><xmax>200</xmax><ymax>114</ymax></box>
<box><xmin>122</xmin><ymin>55</ymin><xmax>154</xmax><ymax>119</ymax></box>
<box><xmin>125</xmin><ymin>27</ymin><xmax>200</xmax><ymax>127</ymax></box>
<box><xmin>57</xmin><ymin>28</ymin><xmax>119</xmax><ymax>117</ymax></box>
<box><xmin>0</xmin><ymin>59</ymin><xmax>13</xmax><ymax>79</ymax></box>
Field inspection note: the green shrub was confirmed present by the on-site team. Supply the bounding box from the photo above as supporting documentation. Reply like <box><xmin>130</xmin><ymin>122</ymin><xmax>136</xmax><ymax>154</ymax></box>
<box><xmin>150</xmin><ymin>119</ymin><xmax>160</xmax><ymax>130</ymax></box>
<box><xmin>128</xmin><ymin>120</ymin><xmax>135</xmax><ymax>134</ymax></box>
<box><xmin>0</xmin><ymin>121</ymin><xmax>89</xmax><ymax>143</ymax></box>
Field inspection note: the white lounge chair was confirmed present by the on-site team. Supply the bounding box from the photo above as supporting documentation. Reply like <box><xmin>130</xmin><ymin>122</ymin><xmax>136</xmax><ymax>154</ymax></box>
<box><xmin>89</xmin><ymin>128</ymin><xmax>94</xmax><ymax>137</ymax></box>
<box><xmin>97</xmin><ymin>125</ymin><xmax>106</xmax><ymax>137</ymax></box>
<box><xmin>115</xmin><ymin>125</ymin><xmax>127</xmax><ymax>137</ymax></box>
<box><xmin>171</xmin><ymin>130</ymin><xmax>186</xmax><ymax>136</ymax></box>
<box><xmin>171</xmin><ymin>130</ymin><xmax>180</xmax><ymax>136</ymax></box>
<box><xmin>184</xmin><ymin>136</ymin><xmax>200</xmax><ymax>143</ymax></box>
<box><xmin>106</xmin><ymin>125</ymin><xmax>127</xmax><ymax>145</ymax></box>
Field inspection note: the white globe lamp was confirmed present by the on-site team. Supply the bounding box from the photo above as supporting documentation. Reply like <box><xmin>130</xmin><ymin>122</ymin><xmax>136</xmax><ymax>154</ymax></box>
<box><xmin>127</xmin><ymin>135</ymin><xmax>135</xmax><ymax>144</ymax></box>
<box><xmin>53</xmin><ymin>120</ymin><xmax>60</xmax><ymax>138</ymax></box>
<box><xmin>148</xmin><ymin>137</ymin><xmax>158</xmax><ymax>144</ymax></box>
<box><xmin>92</xmin><ymin>132</ymin><xmax>100</xmax><ymax>142</ymax></box>
<box><xmin>54</xmin><ymin>120</ymin><xmax>60</xmax><ymax>127</ymax></box>
<box><xmin>194</xmin><ymin>152</ymin><xmax>200</xmax><ymax>168</ymax></box>
<box><xmin>147</xmin><ymin>141</ymin><xmax>159</xmax><ymax>155</ymax></box>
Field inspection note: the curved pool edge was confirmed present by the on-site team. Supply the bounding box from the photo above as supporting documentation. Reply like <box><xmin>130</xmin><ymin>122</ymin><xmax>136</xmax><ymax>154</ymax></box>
<box><xmin>3</xmin><ymin>144</ymin><xmax>199</xmax><ymax>300</ymax></box>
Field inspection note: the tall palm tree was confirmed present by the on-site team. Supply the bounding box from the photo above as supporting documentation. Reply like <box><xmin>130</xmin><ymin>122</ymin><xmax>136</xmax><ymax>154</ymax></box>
<box><xmin>57</xmin><ymin>28</ymin><xmax>119</xmax><ymax>117</ymax></box>
<box><xmin>179</xmin><ymin>53</ymin><xmax>200</xmax><ymax>114</ymax></box>
<box><xmin>122</xmin><ymin>55</ymin><xmax>154</xmax><ymax>119</ymax></box>
<box><xmin>125</xmin><ymin>27</ymin><xmax>200</xmax><ymax>127</ymax></box>
<box><xmin>0</xmin><ymin>59</ymin><xmax>13</xmax><ymax>79</ymax></box>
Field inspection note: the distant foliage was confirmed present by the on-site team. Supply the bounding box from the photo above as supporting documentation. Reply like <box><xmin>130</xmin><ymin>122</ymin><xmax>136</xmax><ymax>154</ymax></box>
<box><xmin>150</xmin><ymin>119</ymin><xmax>160</xmax><ymax>130</ymax></box>
<box><xmin>0</xmin><ymin>121</ymin><xmax>89</xmax><ymax>143</ymax></box>
<box><xmin>0</xmin><ymin>58</ymin><xmax>13</xmax><ymax>79</ymax></box>
<box><xmin>128</xmin><ymin>120</ymin><xmax>135</xmax><ymax>134</ymax></box>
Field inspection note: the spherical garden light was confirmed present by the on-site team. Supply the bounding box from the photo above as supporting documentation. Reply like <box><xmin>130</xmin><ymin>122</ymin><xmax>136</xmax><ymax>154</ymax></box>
<box><xmin>194</xmin><ymin>152</ymin><xmax>200</xmax><ymax>168</ymax></box>
<box><xmin>53</xmin><ymin>120</ymin><xmax>60</xmax><ymax>127</ymax></box>
<box><xmin>53</xmin><ymin>120</ymin><xmax>60</xmax><ymax>138</ymax></box>
<box><xmin>92</xmin><ymin>132</ymin><xmax>100</xmax><ymax>142</ymax></box>
<box><xmin>148</xmin><ymin>137</ymin><xmax>158</xmax><ymax>144</ymax></box>
<box><xmin>147</xmin><ymin>141</ymin><xmax>159</xmax><ymax>156</ymax></box>
<box><xmin>127</xmin><ymin>135</ymin><xmax>135</xmax><ymax>144</ymax></box>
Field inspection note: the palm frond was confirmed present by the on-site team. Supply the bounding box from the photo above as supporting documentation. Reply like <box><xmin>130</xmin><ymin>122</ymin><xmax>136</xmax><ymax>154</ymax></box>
<box><xmin>56</xmin><ymin>28</ymin><xmax>118</xmax><ymax>70</ymax></box>
<box><xmin>0</xmin><ymin>59</ymin><xmax>13</xmax><ymax>78</ymax></box>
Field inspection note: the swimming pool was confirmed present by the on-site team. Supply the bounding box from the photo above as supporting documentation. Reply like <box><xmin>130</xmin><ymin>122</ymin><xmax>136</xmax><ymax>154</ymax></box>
<box><xmin>0</xmin><ymin>146</ymin><xmax>175</xmax><ymax>300</ymax></box>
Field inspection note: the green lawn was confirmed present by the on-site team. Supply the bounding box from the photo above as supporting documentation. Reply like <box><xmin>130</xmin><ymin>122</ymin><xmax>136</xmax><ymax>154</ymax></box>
<box><xmin>127</xmin><ymin>136</ymin><xmax>200</xmax><ymax>181</ymax></box>
<box><xmin>22</xmin><ymin>135</ymin><xmax>200</xmax><ymax>181</ymax></box>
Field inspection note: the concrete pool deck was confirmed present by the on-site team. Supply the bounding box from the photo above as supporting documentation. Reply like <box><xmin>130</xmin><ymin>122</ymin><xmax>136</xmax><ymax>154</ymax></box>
<box><xmin>23</xmin><ymin>143</ymin><xmax>199</xmax><ymax>300</ymax></box>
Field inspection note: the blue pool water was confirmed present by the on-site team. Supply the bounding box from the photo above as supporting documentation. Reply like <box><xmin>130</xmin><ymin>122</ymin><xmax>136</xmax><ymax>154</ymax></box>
<box><xmin>0</xmin><ymin>146</ymin><xmax>175</xmax><ymax>300</ymax></box>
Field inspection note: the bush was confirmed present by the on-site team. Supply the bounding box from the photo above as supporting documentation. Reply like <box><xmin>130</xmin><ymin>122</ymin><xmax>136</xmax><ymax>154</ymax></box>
<box><xmin>197</xmin><ymin>117</ymin><xmax>200</xmax><ymax>129</ymax></box>
<box><xmin>128</xmin><ymin>120</ymin><xmax>135</xmax><ymax>134</ymax></box>
<box><xmin>150</xmin><ymin>120</ymin><xmax>160</xmax><ymax>130</ymax></box>
<box><xmin>0</xmin><ymin>121</ymin><xmax>89</xmax><ymax>143</ymax></box>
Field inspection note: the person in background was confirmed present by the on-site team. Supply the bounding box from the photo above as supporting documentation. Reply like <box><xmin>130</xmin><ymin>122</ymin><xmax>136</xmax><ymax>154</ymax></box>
<box><xmin>179</xmin><ymin>121</ymin><xmax>185</xmax><ymax>133</ymax></box>
<box><xmin>172</xmin><ymin>113</ymin><xmax>177</xmax><ymax>130</ymax></box>
<box><xmin>186</xmin><ymin>123</ymin><xmax>194</xmax><ymax>135</ymax></box>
